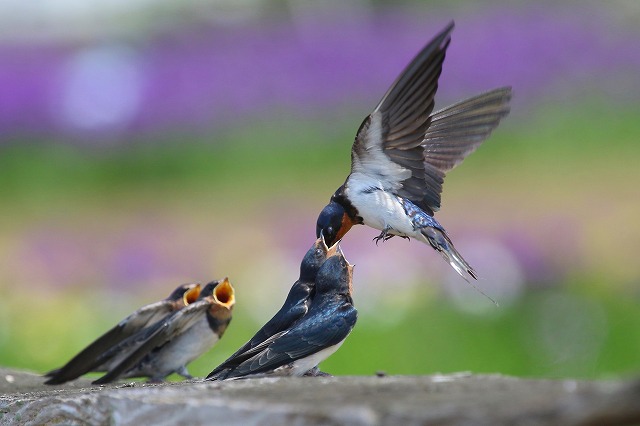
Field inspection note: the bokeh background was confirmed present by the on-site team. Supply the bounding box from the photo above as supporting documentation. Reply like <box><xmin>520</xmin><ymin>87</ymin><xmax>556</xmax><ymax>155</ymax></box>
<box><xmin>1</xmin><ymin>0</ymin><xmax>639</xmax><ymax>381</ymax></box>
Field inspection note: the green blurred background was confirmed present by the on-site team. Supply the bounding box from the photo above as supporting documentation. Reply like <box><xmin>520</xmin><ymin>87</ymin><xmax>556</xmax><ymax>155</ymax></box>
<box><xmin>1</xmin><ymin>0</ymin><xmax>639</xmax><ymax>381</ymax></box>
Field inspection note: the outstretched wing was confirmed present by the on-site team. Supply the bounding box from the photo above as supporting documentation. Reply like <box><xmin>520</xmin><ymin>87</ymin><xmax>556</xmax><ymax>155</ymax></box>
<box><xmin>224</xmin><ymin>303</ymin><xmax>357</xmax><ymax>379</ymax></box>
<box><xmin>92</xmin><ymin>301</ymin><xmax>209</xmax><ymax>384</ymax></box>
<box><xmin>350</xmin><ymin>22</ymin><xmax>453</xmax><ymax>208</ymax></box>
<box><xmin>44</xmin><ymin>300</ymin><xmax>177</xmax><ymax>385</ymax></box>
<box><xmin>420</xmin><ymin>87</ymin><xmax>512</xmax><ymax>212</ymax></box>
<box><xmin>350</xmin><ymin>21</ymin><xmax>511</xmax><ymax>216</ymax></box>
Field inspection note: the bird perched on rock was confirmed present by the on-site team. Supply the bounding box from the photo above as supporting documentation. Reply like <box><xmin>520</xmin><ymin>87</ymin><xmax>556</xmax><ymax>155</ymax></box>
<box><xmin>44</xmin><ymin>283</ymin><xmax>201</xmax><ymax>385</ymax></box>
<box><xmin>315</xmin><ymin>21</ymin><xmax>511</xmax><ymax>281</ymax></box>
<box><xmin>92</xmin><ymin>278</ymin><xmax>235</xmax><ymax>384</ymax></box>
<box><xmin>207</xmin><ymin>249</ymin><xmax>356</xmax><ymax>380</ymax></box>
<box><xmin>207</xmin><ymin>237</ymin><xmax>338</xmax><ymax>380</ymax></box>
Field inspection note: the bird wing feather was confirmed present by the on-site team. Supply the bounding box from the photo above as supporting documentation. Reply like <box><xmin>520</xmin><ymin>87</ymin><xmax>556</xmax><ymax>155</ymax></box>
<box><xmin>350</xmin><ymin>21</ymin><xmax>511</xmax><ymax>215</ymax></box>
<box><xmin>92</xmin><ymin>301</ymin><xmax>209</xmax><ymax>384</ymax></box>
<box><xmin>44</xmin><ymin>300</ymin><xmax>176</xmax><ymax>384</ymax></box>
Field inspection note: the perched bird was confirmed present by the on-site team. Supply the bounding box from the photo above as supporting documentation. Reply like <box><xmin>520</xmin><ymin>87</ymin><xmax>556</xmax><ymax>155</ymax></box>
<box><xmin>92</xmin><ymin>278</ymin><xmax>235</xmax><ymax>384</ymax></box>
<box><xmin>315</xmin><ymin>21</ymin><xmax>511</xmax><ymax>281</ymax></box>
<box><xmin>44</xmin><ymin>283</ymin><xmax>201</xmax><ymax>385</ymax></box>
<box><xmin>207</xmin><ymin>236</ymin><xmax>338</xmax><ymax>380</ymax></box>
<box><xmin>207</xmin><ymin>249</ymin><xmax>356</xmax><ymax>380</ymax></box>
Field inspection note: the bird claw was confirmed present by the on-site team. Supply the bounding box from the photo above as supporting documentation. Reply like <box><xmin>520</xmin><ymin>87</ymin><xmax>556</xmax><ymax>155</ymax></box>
<box><xmin>373</xmin><ymin>228</ymin><xmax>410</xmax><ymax>245</ymax></box>
<box><xmin>303</xmin><ymin>366</ymin><xmax>332</xmax><ymax>377</ymax></box>
<box><xmin>176</xmin><ymin>366</ymin><xmax>193</xmax><ymax>380</ymax></box>
<box><xmin>373</xmin><ymin>227</ymin><xmax>392</xmax><ymax>245</ymax></box>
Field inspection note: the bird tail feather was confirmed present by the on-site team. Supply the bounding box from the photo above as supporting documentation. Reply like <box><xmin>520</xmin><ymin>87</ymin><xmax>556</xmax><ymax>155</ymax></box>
<box><xmin>421</xmin><ymin>227</ymin><xmax>477</xmax><ymax>281</ymax></box>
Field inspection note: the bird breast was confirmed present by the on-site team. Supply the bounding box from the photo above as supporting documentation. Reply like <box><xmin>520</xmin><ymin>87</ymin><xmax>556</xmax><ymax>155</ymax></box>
<box><xmin>288</xmin><ymin>341</ymin><xmax>346</xmax><ymax>377</ymax></box>
<box><xmin>345</xmin><ymin>174</ymin><xmax>416</xmax><ymax>236</ymax></box>
<box><xmin>154</xmin><ymin>319</ymin><xmax>219</xmax><ymax>370</ymax></box>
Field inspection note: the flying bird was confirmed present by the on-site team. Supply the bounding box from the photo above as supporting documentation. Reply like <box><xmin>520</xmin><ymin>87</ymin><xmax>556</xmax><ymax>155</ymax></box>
<box><xmin>315</xmin><ymin>21</ymin><xmax>511</xmax><ymax>281</ymax></box>
<box><xmin>92</xmin><ymin>278</ymin><xmax>235</xmax><ymax>384</ymax></box>
<box><xmin>206</xmin><ymin>248</ymin><xmax>356</xmax><ymax>380</ymax></box>
<box><xmin>207</xmin><ymin>237</ymin><xmax>338</xmax><ymax>380</ymax></box>
<box><xmin>44</xmin><ymin>282</ymin><xmax>201</xmax><ymax>385</ymax></box>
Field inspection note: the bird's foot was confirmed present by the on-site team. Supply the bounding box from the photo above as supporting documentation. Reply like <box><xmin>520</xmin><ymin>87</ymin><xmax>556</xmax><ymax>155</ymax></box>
<box><xmin>373</xmin><ymin>227</ymin><xmax>393</xmax><ymax>245</ymax></box>
<box><xmin>176</xmin><ymin>366</ymin><xmax>194</xmax><ymax>380</ymax></box>
<box><xmin>303</xmin><ymin>366</ymin><xmax>332</xmax><ymax>377</ymax></box>
<box><xmin>374</xmin><ymin>227</ymin><xmax>410</xmax><ymax>244</ymax></box>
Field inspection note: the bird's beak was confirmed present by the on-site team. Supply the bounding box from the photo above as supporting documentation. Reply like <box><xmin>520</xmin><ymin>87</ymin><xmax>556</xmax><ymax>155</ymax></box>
<box><xmin>325</xmin><ymin>241</ymin><xmax>342</xmax><ymax>259</ymax></box>
<box><xmin>320</xmin><ymin>232</ymin><xmax>330</xmax><ymax>251</ymax></box>
<box><xmin>213</xmin><ymin>277</ymin><xmax>235</xmax><ymax>309</ymax></box>
<box><xmin>183</xmin><ymin>283</ymin><xmax>201</xmax><ymax>306</ymax></box>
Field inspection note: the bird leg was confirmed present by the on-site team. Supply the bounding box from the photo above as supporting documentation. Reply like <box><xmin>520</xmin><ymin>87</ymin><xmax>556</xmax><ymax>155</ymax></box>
<box><xmin>373</xmin><ymin>226</ymin><xmax>393</xmax><ymax>245</ymax></box>
<box><xmin>303</xmin><ymin>366</ymin><xmax>332</xmax><ymax>377</ymax></box>
<box><xmin>176</xmin><ymin>365</ymin><xmax>193</xmax><ymax>380</ymax></box>
<box><xmin>373</xmin><ymin>226</ymin><xmax>410</xmax><ymax>245</ymax></box>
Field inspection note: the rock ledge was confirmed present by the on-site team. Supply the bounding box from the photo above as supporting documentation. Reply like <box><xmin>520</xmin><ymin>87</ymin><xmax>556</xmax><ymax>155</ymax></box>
<box><xmin>1</xmin><ymin>368</ymin><xmax>639</xmax><ymax>425</ymax></box>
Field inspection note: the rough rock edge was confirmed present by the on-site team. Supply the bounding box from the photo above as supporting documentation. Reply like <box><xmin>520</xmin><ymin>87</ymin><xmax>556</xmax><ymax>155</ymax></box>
<box><xmin>1</xmin><ymin>368</ymin><xmax>639</xmax><ymax>426</ymax></box>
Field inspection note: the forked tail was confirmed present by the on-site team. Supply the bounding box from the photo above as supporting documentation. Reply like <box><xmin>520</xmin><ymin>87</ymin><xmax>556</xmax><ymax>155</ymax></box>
<box><xmin>421</xmin><ymin>226</ymin><xmax>477</xmax><ymax>281</ymax></box>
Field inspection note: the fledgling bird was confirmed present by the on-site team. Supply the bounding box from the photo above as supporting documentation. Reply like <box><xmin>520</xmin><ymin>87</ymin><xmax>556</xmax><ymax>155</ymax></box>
<box><xmin>207</xmin><ymin>249</ymin><xmax>356</xmax><ymax>380</ymax></box>
<box><xmin>207</xmin><ymin>236</ymin><xmax>338</xmax><ymax>380</ymax></box>
<box><xmin>44</xmin><ymin>283</ymin><xmax>201</xmax><ymax>385</ymax></box>
<box><xmin>315</xmin><ymin>21</ymin><xmax>511</xmax><ymax>281</ymax></box>
<box><xmin>92</xmin><ymin>278</ymin><xmax>235</xmax><ymax>384</ymax></box>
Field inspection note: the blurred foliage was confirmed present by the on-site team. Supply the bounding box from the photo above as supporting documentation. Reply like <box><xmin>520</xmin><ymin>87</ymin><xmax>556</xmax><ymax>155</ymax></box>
<box><xmin>1</xmin><ymin>1</ymin><xmax>639</xmax><ymax>383</ymax></box>
<box><xmin>1</xmin><ymin>103</ymin><xmax>639</xmax><ymax>380</ymax></box>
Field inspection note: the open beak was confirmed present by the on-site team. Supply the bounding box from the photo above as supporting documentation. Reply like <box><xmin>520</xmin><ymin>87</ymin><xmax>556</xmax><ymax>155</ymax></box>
<box><xmin>320</xmin><ymin>233</ymin><xmax>339</xmax><ymax>258</ymax></box>
<box><xmin>183</xmin><ymin>283</ymin><xmax>201</xmax><ymax>306</ymax></box>
<box><xmin>323</xmin><ymin>212</ymin><xmax>355</xmax><ymax>256</ymax></box>
<box><xmin>320</xmin><ymin>233</ymin><xmax>330</xmax><ymax>251</ymax></box>
<box><xmin>213</xmin><ymin>277</ymin><xmax>235</xmax><ymax>309</ymax></box>
<box><xmin>334</xmin><ymin>241</ymin><xmax>351</xmax><ymax>264</ymax></box>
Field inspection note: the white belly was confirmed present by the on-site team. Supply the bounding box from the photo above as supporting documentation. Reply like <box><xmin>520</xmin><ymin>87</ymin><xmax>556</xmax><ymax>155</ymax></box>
<box><xmin>161</xmin><ymin>320</ymin><xmax>217</xmax><ymax>365</ymax></box>
<box><xmin>288</xmin><ymin>341</ymin><xmax>345</xmax><ymax>376</ymax></box>
<box><xmin>139</xmin><ymin>319</ymin><xmax>217</xmax><ymax>377</ymax></box>
<box><xmin>345</xmin><ymin>175</ymin><xmax>417</xmax><ymax>237</ymax></box>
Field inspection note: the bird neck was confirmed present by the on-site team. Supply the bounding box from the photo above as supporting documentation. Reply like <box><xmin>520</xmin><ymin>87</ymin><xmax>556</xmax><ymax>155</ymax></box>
<box><xmin>332</xmin><ymin>186</ymin><xmax>363</xmax><ymax>224</ymax></box>
<box><xmin>206</xmin><ymin>309</ymin><xmax>232</xmax><ymax>336</ymax></box>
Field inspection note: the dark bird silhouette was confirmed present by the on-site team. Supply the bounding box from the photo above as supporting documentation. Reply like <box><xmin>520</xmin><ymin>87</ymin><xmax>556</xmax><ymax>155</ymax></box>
<box><xmin>207</xmin><ymin>248</ymin><xmax>356</xmax><ymax>380</ymax></box>
<box><xmin>207</xmin><ymin>237</ymin><xmax>338</xmax><ymax>380</ymax></box>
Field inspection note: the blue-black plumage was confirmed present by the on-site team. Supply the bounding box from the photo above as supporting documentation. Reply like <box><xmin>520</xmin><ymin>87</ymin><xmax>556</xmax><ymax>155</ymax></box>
<box><xmin>207</xmin><ymin>246</ymin><xmax>356</xmax><ymax>380</ymax></box>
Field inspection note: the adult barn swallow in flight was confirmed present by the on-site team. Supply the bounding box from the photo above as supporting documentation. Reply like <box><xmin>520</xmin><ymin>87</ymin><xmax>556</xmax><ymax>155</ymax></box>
<box><xmin>92</xmin><ymin>278</ymin><xmax>235</xmax><ymax>384</ymax></box>
<box><xmin>316</xmin><ymin>21</ymin><xmax>511</xmax><ymax>281</ymax></box>
<box><xmin>207</xmin><ymin>237</ymin><xmax>338</xmax><ymax>380</ymax></box>
<box><xmin>207</xmin><ymin>249</ymin><xmax>356</xmax><ymax>380</ymax></box>
<box><xmin>44</xmin><ymin>283</ymin><xmax>201</xmax><ymax>385</ymax></box>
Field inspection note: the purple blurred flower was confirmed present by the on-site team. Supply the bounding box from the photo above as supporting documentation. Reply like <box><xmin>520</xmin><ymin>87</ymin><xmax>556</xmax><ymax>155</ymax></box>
<box><xmin>0</xmin><ymin>3</ymin><xmax>638</xmax><ymax>142</ymax></box>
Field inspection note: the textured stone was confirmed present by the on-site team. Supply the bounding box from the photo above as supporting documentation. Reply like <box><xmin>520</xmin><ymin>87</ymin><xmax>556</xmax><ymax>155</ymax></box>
<box><xmin>1</xmin><ymin>368</ymin><xmax>639</xmax><ymax>425</ymax></box>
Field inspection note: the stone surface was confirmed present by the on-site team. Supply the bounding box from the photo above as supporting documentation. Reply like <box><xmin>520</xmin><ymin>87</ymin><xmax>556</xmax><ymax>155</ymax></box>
<box><xmin>1</xmin><ymin>367</ymin><xmax>639</xmax><ymax>425</ymax></box>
